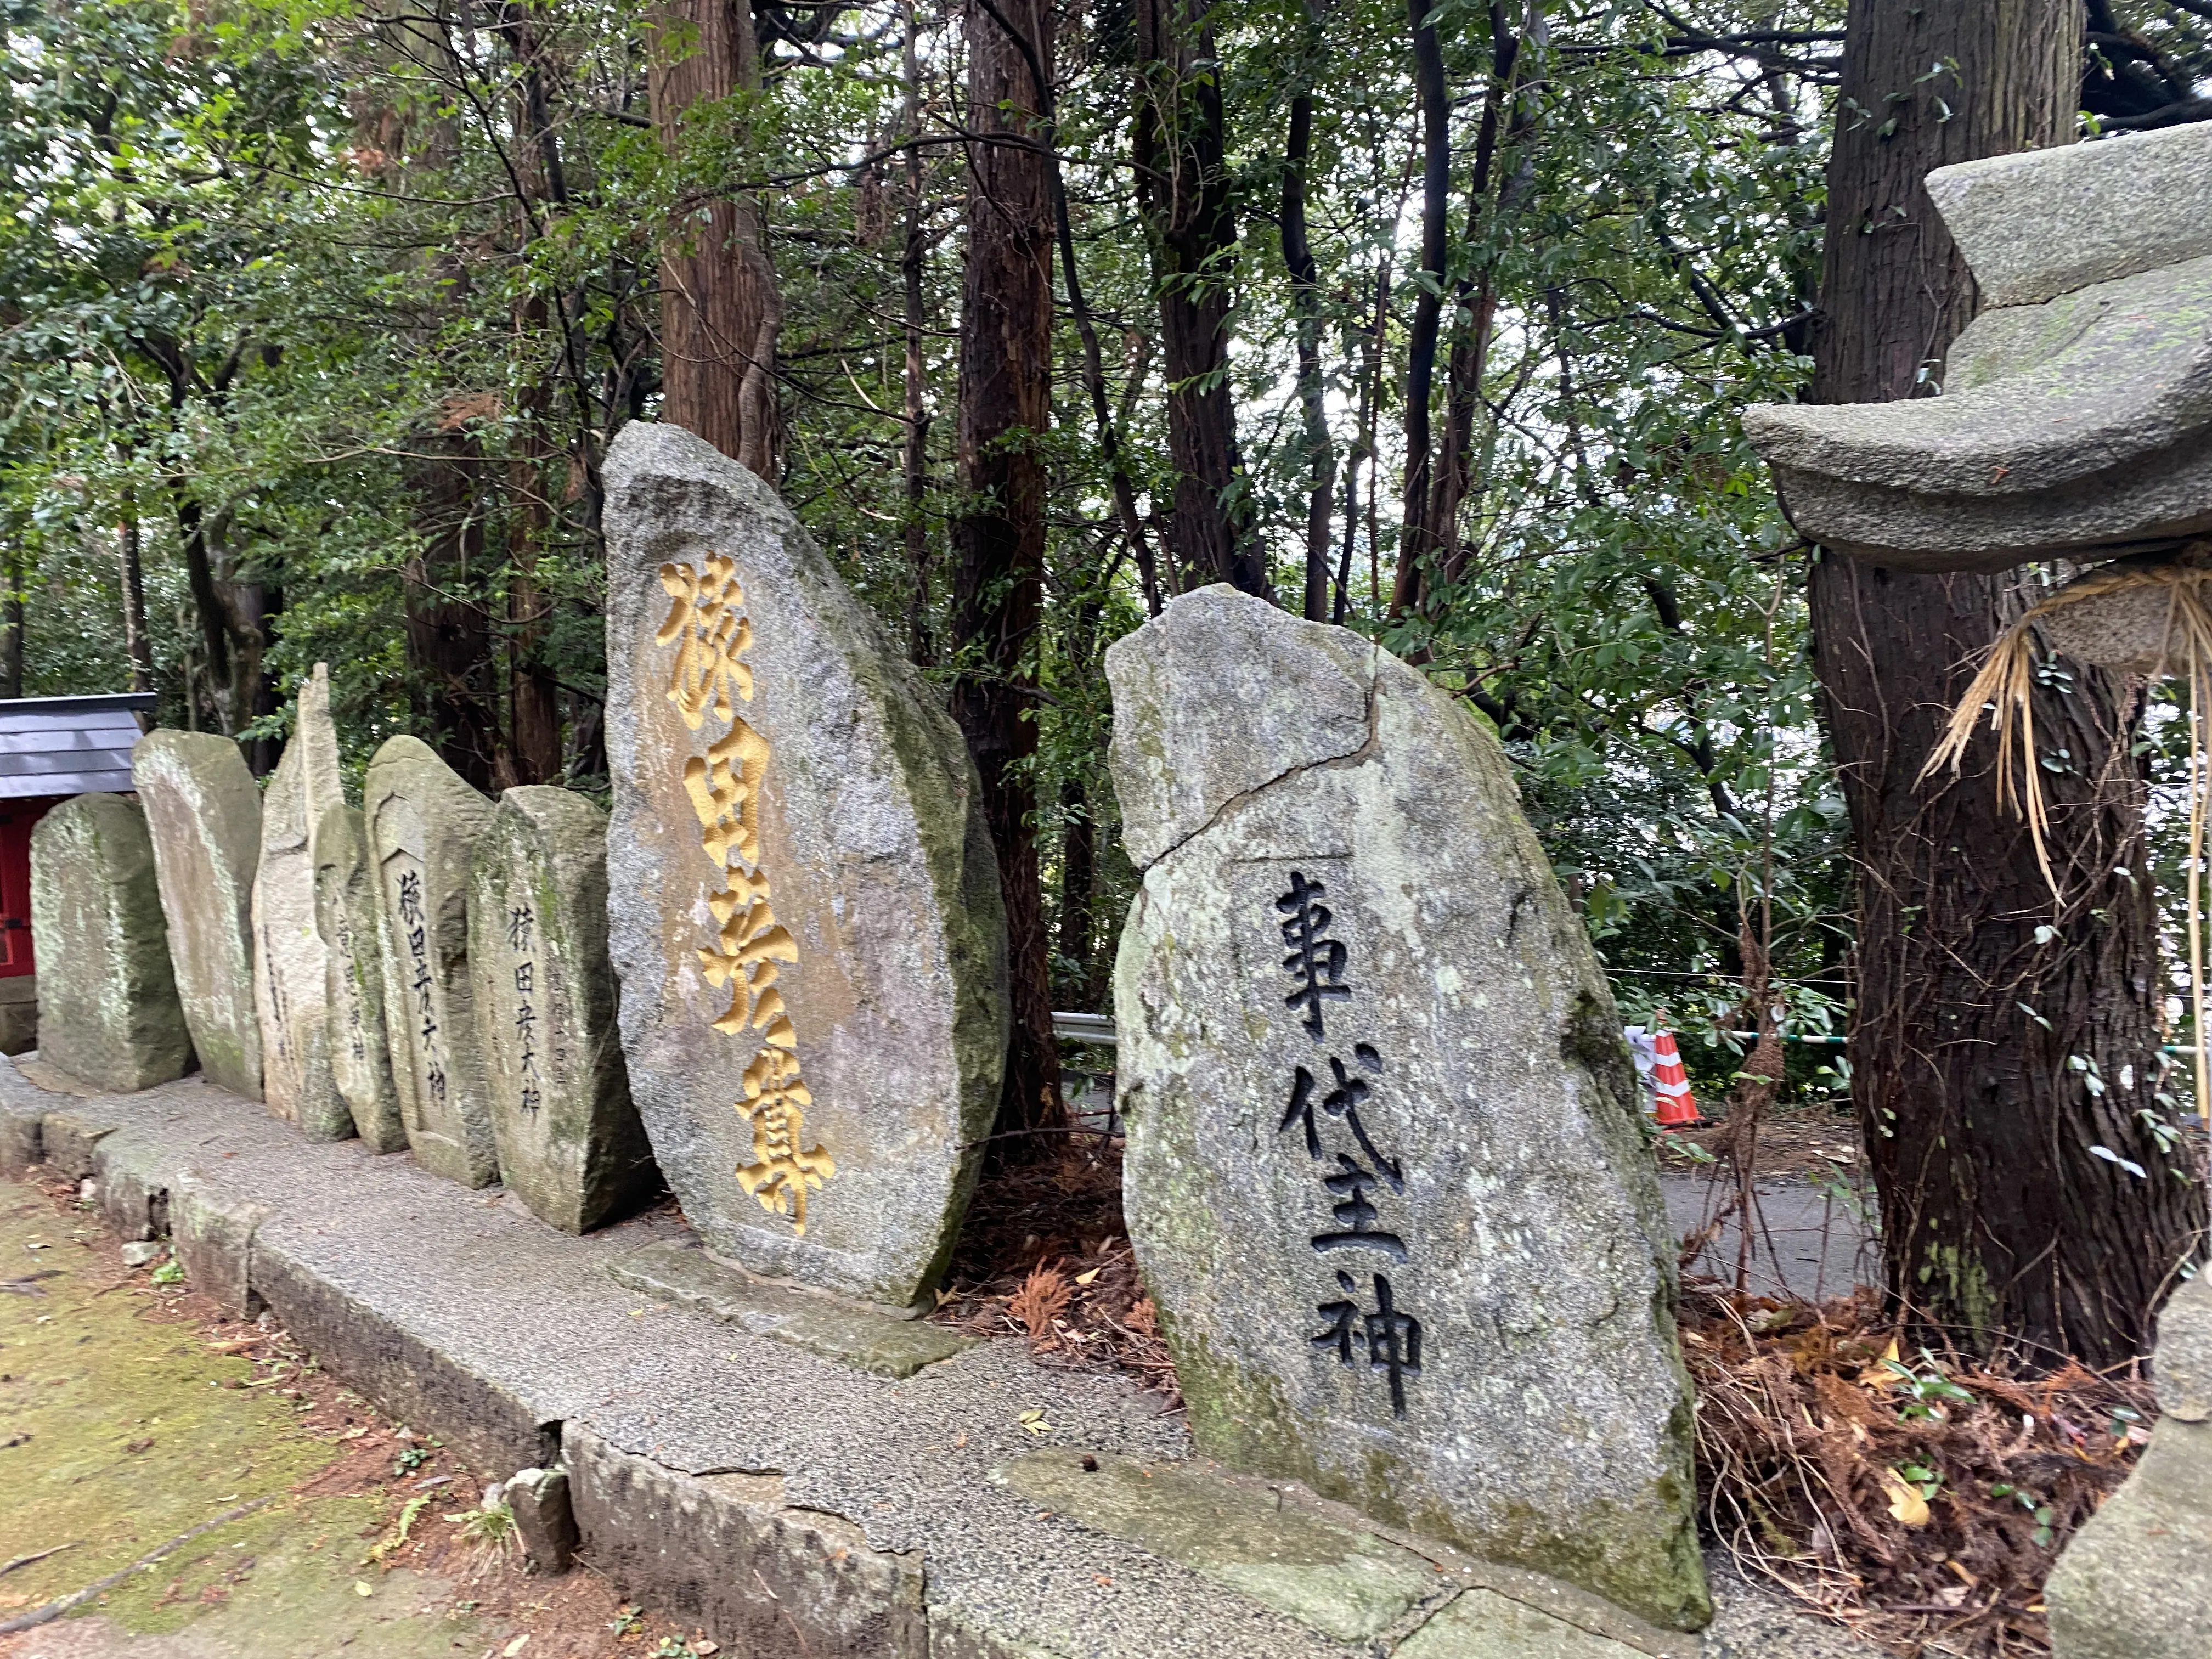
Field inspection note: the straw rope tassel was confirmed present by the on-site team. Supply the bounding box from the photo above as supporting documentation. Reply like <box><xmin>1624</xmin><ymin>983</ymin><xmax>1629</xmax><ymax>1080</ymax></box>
<box><xmin>2191</xmin><ymin>686</ymin><xmax>2209</xmax><ymax>1130</ymax></box>
<box><xmin>1921</xmin><ymin>564</ymin><xmax>2212</xmax><ymax>1127</ymax></box>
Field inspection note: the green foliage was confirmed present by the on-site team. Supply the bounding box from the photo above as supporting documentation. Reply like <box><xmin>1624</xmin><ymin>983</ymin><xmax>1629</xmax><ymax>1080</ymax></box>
<box><xmin>8</xmin><ymin>0</ymin><xmax>2186</xmax><ymax>1124</ymax></box>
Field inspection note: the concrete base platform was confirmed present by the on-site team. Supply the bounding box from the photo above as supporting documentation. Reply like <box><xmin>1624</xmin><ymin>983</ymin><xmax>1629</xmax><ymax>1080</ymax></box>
<box><xmin>0</xmin><ymin>1056</ymin><xmax>1879</xmax><ymax>1659</ymax></box>
<box><xmin>0</xmin><ymin>973</ymin><xmax>35</xmax><ymax>1055</ymax></box>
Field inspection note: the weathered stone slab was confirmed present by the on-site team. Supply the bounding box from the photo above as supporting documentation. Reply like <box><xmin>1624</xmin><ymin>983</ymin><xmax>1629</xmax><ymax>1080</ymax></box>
<box><xmin>364</xmin><ymin>735</ymin><xmax>499</xmax><ymax>1187</ymax></box>
<box><xmin>1001</xmin><ymin>1449</ymin><xmax>1436</xmax><ymax>1643</ymax></box>
<box><xmin>95</xmin><ymin>1131</ymin><xmax>170</xmax><ymax>1240</ymax></box>
<box><xmin>246</xmin><ymin>1229</ymin><xmax>560</xmax><ymax>1473</ymax></box>
<box><xmin>1743</xmin><ymin>129</ymin><xmax>2212</xmax><ymax>575</ymax></box>
<box><xmin>314</xmin><ymin>801</ymin><xmax>408</xmax><ymax>1152</ymax></box>
<box><xmin>1397</xmin><ymin>1589</ymin><xmax>1646</xmax><ymax>1659</ymax></box>
<box><xmin>2032</xmin><ymin>560</ymin><xmax>2205</xmax><ymax>675</ymax></box>
<box><xmin>252</xmin><ymin>665</ymin><xmax>349</xmax><ymax>1137</ymax></box>
<box><xmin>2047</xmin><ymin>1274</ymin><xmax>2212</xmax><ymax>1659</ymax></box>
<box><xmin>1108</xmin><ymin>586</ymin><xmax>1706</xmax><ymax>1632</ymax></box>
<box><xmin>504</xmin><ymin>1465</ymin><xmax>579</xmax><ymax>1574</ymax></box>
<box><xmin>31</xmin><ymin>793</ymin><xmax>193</xmax><ymax>1093</ymax></box>
<box><xmin>40</xmin><ymin>1107</ymin><xmax>120</xmax><ymax>1179</ymax></box>
<box><xmin>563</xmin><ymin>1423</ymin><xmax>927</xmax><ymax>1658</ymax></box>
<box><xmin>469</xmin><ymin>786</ymin><xmax>659</xmax><ymax>1233</ymax></box>
<box><xmin>0</xmin><ymin>1073</ymin><xmax>39</xmax><ymax>1175</ymax></box>
<box><xmin>601</xmin><ymin>421</ymin><xmax>1008</xmax><ymax>1308</ymax></box>
<box><xmin>169</xmin><ymin>1169</ymin><xmax>271</xmax><ymax>1319</ymax></box>
<box><xmin>605</xmin><ymin>1238</ymin><xmax>974</xmax><ymax>1378</ymax></box>
<box><xmin>1743</xmin><ymin>255</ymin><xmax>2212</xmax><ymax>572</ymax></box>
<box><xmin>132</xmin><ymin>731</ymin><xmax>262</xmax><ymax>1097</ymax></box>
<box><xmin>1926</xmin><ymin>121</ymin><xmax>2212</xmax><ymax>309</ymax></box>
<box><xmin>0</xmin><ymin>977</ymin><xmax>37</xmax><ymax>1056</ymax></box>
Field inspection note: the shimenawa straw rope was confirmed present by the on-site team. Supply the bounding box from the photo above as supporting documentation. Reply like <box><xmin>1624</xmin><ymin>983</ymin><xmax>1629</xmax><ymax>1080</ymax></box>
<box><xmin>1918</xmin><ymin>562</ymin><xmax>2212</xmax><ymax>1127</ymax></box>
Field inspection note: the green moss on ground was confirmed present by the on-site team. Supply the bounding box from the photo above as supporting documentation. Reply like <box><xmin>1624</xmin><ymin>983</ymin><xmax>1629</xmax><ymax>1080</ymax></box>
<box><xmin>0</xmin><ymin>1182</ymin><xmax>506</xmax><ymax>1656</ymax></box>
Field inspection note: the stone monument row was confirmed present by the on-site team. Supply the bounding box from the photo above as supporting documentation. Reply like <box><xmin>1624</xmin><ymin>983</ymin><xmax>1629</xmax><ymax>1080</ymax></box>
<box><xmin>468</xmin><ymin>786</ymin><xmax>659</xmax><ymax>1233</ymax></box>
<box><xmin>30</xmin><ymin>792</ymin><xmax>193</xmax><ymax>1093</ymax></box>
<box><xmin>252</xmin><ymin>665</ymin><xmax>352</xmax><ymax>1139</ymax></box>
<box><xmin>364</xmin><ymin>735</ymin><xmax>500</xmax><ymax>1187</ymax></box>
<box><xmin>131</xmin><ymin>729</ymin><xmax>263</xmax><ymax>1097</ymax></box>
<box><xmin>1108</xmin><ymin>585</ymin><xmax>1707</xmax><ymax>1631</ymax></box>
<box><xmin>601</xmin><ymin>421</ymin><xmax>1008</xmax><ymax>1310</ymax></box>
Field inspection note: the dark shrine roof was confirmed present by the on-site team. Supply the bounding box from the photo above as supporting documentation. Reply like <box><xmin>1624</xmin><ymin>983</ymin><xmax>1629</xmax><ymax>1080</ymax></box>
<box><xmin>0</xmin><ymin>693</ymin><xmax>155</xmax><ymax>799</ymax></box>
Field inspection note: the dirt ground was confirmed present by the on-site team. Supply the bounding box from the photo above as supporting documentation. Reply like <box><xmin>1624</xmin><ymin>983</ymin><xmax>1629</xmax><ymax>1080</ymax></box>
<box><xmin>1661</xmin><ymin>1098</ymin><xmax>1866</xmax><ymax>1182</ymax></box>
<box><xmin>0</xmin><ymin>1175</ymin><xmax>710</xmax><ymax>1659</ymax></box>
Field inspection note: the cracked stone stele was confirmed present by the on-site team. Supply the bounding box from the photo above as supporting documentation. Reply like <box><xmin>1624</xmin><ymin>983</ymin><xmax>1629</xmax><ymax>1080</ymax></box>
<box><xmin>1108</xmin><ymin>584</ymin><xmax>1709</xmax><ymax>1633</ymax></box>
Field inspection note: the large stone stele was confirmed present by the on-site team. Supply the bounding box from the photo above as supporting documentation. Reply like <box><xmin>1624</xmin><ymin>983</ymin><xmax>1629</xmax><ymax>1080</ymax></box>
<box><xmin>364</xmin><ymin>735</ymin><xmax>499</xmax><ymax>1187</ymax></box>
<box><xmin>601</xmin><ymin>421</ymin><xmax>1008</xmax><ymax>1310</ymax></box>
<box><xmin>252</xmin><ymin>665</ymin><xmax>351</xmax><ymax>1138</ymax></box>
<box><xmin>30</xmin><ymin>793</ymin><xmax>193</xmax><ymax>1093</ymax></box>
<box><xmin>468</xmin><ymin>786</ymin><xmax>660</xmax><ymax>1233</ymax></box>
<box><xmin>132</xmin><ymin>730</ymin><xmax>262</xmax><ymax>1097</ymax></box>
<box><xmin>2046</xmin><ymin>1273</ymin><xmax>2212</xmax><ymax>1659</ymax></box>
<box><xmin>1108</xmin><ymin>585</ymin><xmax>1707</xmax><ymax>1633</ymax></box>
<box><xmin>313</xmin><ymin>801</ymin><xmax>408</xmax><ymax>1152</ymax></box>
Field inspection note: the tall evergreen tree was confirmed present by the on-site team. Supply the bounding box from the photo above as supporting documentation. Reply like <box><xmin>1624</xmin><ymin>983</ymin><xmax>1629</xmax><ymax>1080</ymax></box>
<box><xmin>1809</xmin><ymin>0</ymin><xmax>2203</xmax><ymax>1364</ymax></box>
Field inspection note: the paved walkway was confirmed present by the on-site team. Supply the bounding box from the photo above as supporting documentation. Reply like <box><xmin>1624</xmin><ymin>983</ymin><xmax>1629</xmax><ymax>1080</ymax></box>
<box><xmin>1658</xmin><ymin>1172</ymin><xmax>1875</xmax><ymax>1302</ymax></box>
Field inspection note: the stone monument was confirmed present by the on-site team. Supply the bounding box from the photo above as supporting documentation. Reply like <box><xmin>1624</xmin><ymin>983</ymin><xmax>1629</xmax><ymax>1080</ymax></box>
<box><xmin>364</xmin><ymin>735</ymin><xmax>499</xmax><ymax>1187</ymax></box>
<box><xmin>131</xmin><ymin>730</ymin><xmax>262</xmax><ymax>1097</ymax></box>
<box><xmin>30</xmin><ymin>793</ymin><xmax>193</xmax><ymax>1093</ymax></box>
<box><xmin>252</xmin><ymin>666</ymin><xmax>351</xmax><ymax>1138</ymax></box>
<box><xmin>1108</xmin><ymin>585</ymin><xmax>1707</xmax><ymax>1632</ymax></box>
<box><xmin>469</xmin><ymin>786</ymin><xmax>659</xmax><ymax>1233</ymax></box>
<box><xmin>2046</xmin><ymin>1273</ymin><xmax>2212</xmax><ymax>1659</ymax></box>
<box><xmin>601</xmin><ymin>421</ymin><xmax>1008</xmax><ymax>1310</ymax></box>
<box><xmin>314</xmin><ymin>800</ymin><xmax>408</xmax><ymax>1152</ymax></box>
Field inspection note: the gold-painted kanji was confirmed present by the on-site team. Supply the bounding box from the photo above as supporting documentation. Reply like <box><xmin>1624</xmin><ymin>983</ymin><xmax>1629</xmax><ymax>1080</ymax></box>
<box><xmin>657</xmin><ymin>555</ymin><xmax>754</xmax><ymax>729</ymax></box>
<box><xmin>658</xmin><ymin>557</ymin><xmax>834</xmax><ymax>1233</ymax></box>
<box><xmin>734</xmin><ymin>1046</ymin><xmax>836</xmax><ymax>1232</ymax></box>
<box><xmin>684</xmin><ymin>721</ymin><xmax>770</xmax><ymax>870</ymax></box>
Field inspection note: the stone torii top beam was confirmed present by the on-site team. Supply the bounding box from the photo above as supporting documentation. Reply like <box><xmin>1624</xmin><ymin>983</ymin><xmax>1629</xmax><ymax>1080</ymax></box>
<box><xmin>1743</xmin><ymin>120</ymin><xmax>2212</xmax><ymax>575</ymax></box>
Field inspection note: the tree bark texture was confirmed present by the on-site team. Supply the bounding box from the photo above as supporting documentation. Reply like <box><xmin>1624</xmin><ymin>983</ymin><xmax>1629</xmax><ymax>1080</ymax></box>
<box><xmin>504</xmin><ymin>366</ymin><xmax>563</xmax><ymax>787</ymax></box>
<box><xmin>1390</xmin><ymin>0</ymin><xmax>1450</xmax><ymax>619</ymax></box>
<box><xmin>952</xmin><ymin>0</ymin><xmax>1062</xmax><ymax>1136</ymax></box>
<box><xmin>1280</xmin><ymin>44</ymin><xmax>1334</xmax><ymax>623</ymax></box>
<box><xmin>496</xmin><ymin>17</ymin><xmax>569</xmax><ymax>787</ymax></box>
<box><xmin>117</xmin><ymin>503</ymin><xmax>153</xmax><ymax>732</ymax></box>
<box><xmin>1810</xmin><ymin>0</ymin><xmax>2202</xmax><ymax>1364</ymax></box>
<box><xmin>650</xmin><ymin>0</ymin><xmax>782</xmax><ymax>481</ymax></box>
<box><xmin>403</xmin><ymin>431</ymin><xmax>499</xmax><ymax>792</ymax></box>
<box><xmin>1</xmin><ymin>549</ymin><xmax>23</xmax><ymax>699</ymax></box>
<box><xmin>359</xmin><ymin>3</ymin><xmax>502</xmax><ymax>789</ymax></box>
<box><xmin>1132</xmin><ymin>0</ymin><xmax>1266</xmax><ymax>600</ymax></box>
<box><xmin>901</xmin><ymin>0</ymin><xmax>934</xmax><ymax>665</ymax></box>
<box><xmin>168</xmin><ymin>488</ymin><xmax>278</xmax><ymax>768</ymax></box>
<box><xmin>1397</xmin><ymin>2</ymin><xmax>1542</xmax><ymax>613</ymax></box>
<box><xmin>1432</xmin><ymin>3</ymin><xmax>1543</xmax><ymax>592</ymax></box>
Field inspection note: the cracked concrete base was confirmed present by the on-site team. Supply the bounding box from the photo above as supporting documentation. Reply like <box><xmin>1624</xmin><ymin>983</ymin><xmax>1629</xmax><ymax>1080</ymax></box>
<box><xmin>607</xmin><ymin>1237</ymin><xmax>978</xmax><ymax>1378</ymax></box>
<box><xmin>0</xmin><ymin>1055</ymin><xmax>1881</xmax><ymax>1659</ymax></box>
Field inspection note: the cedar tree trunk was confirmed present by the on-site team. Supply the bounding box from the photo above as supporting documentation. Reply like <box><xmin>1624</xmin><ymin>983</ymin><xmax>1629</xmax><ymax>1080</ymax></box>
<box><xmin>651</xmin><ymin>0</ymin><xmax>783</xmax><ymax>480</ymax></box>
<box><xmin>1133</xmin><ymin>0</ymin><xmax>1266</xmax><ymax>599</ymax></box>
<box><xmin>1810</xmin><ymin>0</ymin><xmax>2203</xmax><ymax>1365</ymax></box>
<box><xmin>952</xmin><ymin>0</ymin><xmax>1063</xmax><ymax>1136</ymax></box>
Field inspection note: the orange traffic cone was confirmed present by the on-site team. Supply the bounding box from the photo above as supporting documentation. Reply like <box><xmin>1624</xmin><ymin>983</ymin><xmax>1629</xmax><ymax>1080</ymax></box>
<box><xmin>1650</xmin><ymin>1030</ymin><xmax>1702</xmax><ymax>1130</ymax></box>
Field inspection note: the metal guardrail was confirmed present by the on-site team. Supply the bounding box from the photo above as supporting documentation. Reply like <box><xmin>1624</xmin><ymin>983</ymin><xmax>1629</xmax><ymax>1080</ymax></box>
<box><xmin>1052</xmin><ymin>1012</ymin><xmax>1115</xmax><ymax>1047</ymax></box>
